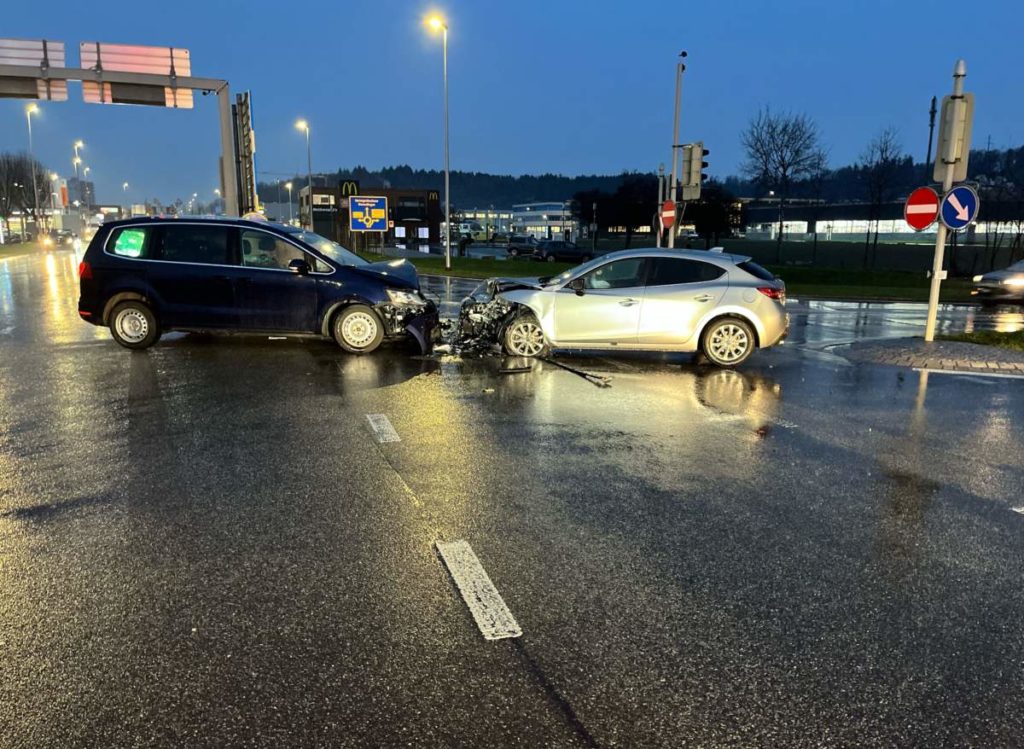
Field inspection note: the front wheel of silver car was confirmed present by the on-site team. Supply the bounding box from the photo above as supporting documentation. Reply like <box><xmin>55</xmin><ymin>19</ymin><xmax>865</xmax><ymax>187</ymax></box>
<box><xmin>333</xmin><ymin>304</ymin><xmax>384</xmax><ymax>354</ymax></box>
<box><xmin>503</xmin><ymin>314</ymin><xmax>548</xmax><ymax>358</ymax></box>
<box><xmin>701</xmin><ymin>317</ymin><xmax>755</xmax><ymax>368</ymax></box>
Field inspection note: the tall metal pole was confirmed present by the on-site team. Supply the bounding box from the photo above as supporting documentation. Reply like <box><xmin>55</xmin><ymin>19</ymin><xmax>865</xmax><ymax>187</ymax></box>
<box><xmin>592</xmin><ymin>201</ymin><xmax>597</xmax><ymax>254</ymax></box>
<box><xmin>25</xmin><ymin>106</ymin><xmax>40</xmax><ymax>236</ymax></box>
<box><xmin>305</xmin><ymin>127</ymin><xmax>313</xmax><ymax>230</ymax></box>
<box><xmin>667</xmin><ymin>55</ymin><xmax>686</xmax><ymax>248</ymax></box>
<box><xmin>924</xmin><ymin>96</ymin><xmax>937</xmax><ymax>183</ymax></box>
<box><xmin>656</xmin><ymin>163</ymin><xmax>665</xmax><ymax>248</ymax></box>
<box><xmin>442</xmin><ymin>25</ymin><xmax>451</xmax><ymax>270</ymax></box>
<box><xmin>924</xmin><ymin>60</ymin><xmax>967</xmax><ymax>342</ymax></box>
<box><xmin>216</xmin><ymin>83</ymin><xmax>239</xmax><ymax>216</ymax></box>
<box><xmin>286</xmin><ymin>184</ymin><xmax>293</xmax><ymax>224</ymax></box>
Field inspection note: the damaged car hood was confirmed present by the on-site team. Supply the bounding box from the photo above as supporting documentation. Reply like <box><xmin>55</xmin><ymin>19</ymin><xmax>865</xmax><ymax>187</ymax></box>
<box><xmin>468</xmin><ymin>276</ymin><xmax>546</xmax><ymax>301</ymax></box>
<box><xmin>351</xmin><ymin>259</ymin><xmax>420</xmax><ymax>289</ymax></box>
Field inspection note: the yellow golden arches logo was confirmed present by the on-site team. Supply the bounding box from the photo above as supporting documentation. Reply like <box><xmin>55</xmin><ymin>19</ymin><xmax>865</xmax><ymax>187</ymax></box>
<box><xmin>341</xmin><ymin>180</ymin><xmax>360</xmax><ymax>197</ymax></box>
<box><xmin>428</xmin><ymin>191</ymin><xmax>439</xmax><ymax>201</ymax></box>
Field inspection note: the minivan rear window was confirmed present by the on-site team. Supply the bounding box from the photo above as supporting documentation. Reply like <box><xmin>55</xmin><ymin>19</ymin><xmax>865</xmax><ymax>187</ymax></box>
<box><xmin>110</xmin><ymin>227</ymin><xmax>149</xmax><ymax>258</ymax></box>
<box><xmin>738</xmin><ymin>260</ymin><xmax>775</xmax><ymax>281</ymax></box>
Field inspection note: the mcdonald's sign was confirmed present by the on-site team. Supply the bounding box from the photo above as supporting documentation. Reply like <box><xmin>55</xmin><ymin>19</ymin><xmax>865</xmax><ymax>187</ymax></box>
<box><xmin>427</xmin><ymin>191</ymin><xmax>439</xmax><ymax>202</ymax></box>
<box><xmin>340</xmin><ymin>180</ymin><xmax>360</xmax><ymax>197</ymax></box>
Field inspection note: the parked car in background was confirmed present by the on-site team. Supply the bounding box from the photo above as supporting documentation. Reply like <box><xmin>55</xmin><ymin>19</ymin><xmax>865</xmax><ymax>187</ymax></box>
<box><xmin>506</xmin><ymin>235</ymin><xmax>539</xmax><ymax>258</ymax></box>
<box><xmin>533</xmin><ymin>240</ymin><xmax>593</xmax><ymax>263</ymax></box>
<box><xmin>972</xmin><ymin>260</ymin><xmax>1024</xmax><ymax>303</ymax></box>
<box><xmin>78</xmin><ymin>217</ymin><xmax>438</xmax><ymax>353</ymax></box>
<box><xmin>460</xmin><ymin>249</ymin><xmax>788</xmax><ymax>367</ymax></box>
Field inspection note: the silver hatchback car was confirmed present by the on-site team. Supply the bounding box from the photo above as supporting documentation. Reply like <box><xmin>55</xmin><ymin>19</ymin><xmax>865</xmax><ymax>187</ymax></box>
<box><xmin>460</xmin><ymin>249</ymin><xmax>789</xmax><ymax>367</ymax></box>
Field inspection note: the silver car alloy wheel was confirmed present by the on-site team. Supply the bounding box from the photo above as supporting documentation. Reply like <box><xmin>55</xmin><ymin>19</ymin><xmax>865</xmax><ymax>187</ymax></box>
<box><xmin>115</xmin><ymin>308</ymin><xmax>149</xmax><ymax>344</ymax></box>
<box><xmin>507</xmin><ymin>319</ymin><xmax>545</xmax><ymax>357</ymax></box>
<box><xmin>709</xmin><ymin>323</ymin><xmax>750</xmax><ymax>363</ymax></box>
<box><xmin>341</xmin><ymin>311</ymin><xmax>379</xmax><ymax>349</ymax></box>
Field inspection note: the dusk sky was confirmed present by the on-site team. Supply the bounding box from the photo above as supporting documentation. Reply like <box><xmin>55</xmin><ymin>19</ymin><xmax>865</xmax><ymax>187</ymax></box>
<box><xmin>2</xmin><ymin>0</ymin><xmax>1022</xmax><ymax>206</ymax></box>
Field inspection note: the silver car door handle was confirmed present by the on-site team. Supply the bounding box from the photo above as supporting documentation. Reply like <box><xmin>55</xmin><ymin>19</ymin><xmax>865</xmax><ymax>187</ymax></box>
<box><xmin>694</xmin><ymin>294</ymin><xmax>714</xmax><ymax>302</ymax></box>
<box><xmin>618</xmin><ymin>298</ymin><xmax>640</xmax><ymax>307</ymax></box>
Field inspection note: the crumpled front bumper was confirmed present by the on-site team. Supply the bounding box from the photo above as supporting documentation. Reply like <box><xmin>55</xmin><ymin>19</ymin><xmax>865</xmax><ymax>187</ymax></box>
<box><xmin>375</xmin><ymin>300</ymin><xmax>440</xmax><ymax>354</ymax></box>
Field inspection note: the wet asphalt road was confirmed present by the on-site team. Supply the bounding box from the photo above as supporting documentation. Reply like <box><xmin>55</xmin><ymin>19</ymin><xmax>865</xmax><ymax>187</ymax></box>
<box><xmin>2</xmin><ymin>249</ymin><xmax>1024</xmax><ymax>748</ymax></box>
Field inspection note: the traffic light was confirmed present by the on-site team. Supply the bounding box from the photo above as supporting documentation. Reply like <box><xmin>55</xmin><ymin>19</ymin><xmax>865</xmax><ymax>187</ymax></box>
<box><xmin>680</xmin><ymin>142</ymin><xmax>708</xmax><ymax>200</ymax></box>
<box><xmin>687</xmin><ymin>141</ymin><xmax>709</xmax><ymax>189</ymax></box>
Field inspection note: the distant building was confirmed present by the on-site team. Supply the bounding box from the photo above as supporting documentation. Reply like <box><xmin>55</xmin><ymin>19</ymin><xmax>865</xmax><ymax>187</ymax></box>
<box><xmin>66</xmin><ymin>177</ymin><xmax>95</xmax><ymax>207</ymax></box>
<box><xmin>511</xmin><ymin>202</ymin><xmax>577</xmax><ymax>241</ymax></box>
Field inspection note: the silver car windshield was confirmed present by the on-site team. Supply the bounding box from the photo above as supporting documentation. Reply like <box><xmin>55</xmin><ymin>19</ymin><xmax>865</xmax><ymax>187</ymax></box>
<box><xmin>286</xmin><ymin>229</ymin><xmax>368</xmax><ymax>267</ymax></box>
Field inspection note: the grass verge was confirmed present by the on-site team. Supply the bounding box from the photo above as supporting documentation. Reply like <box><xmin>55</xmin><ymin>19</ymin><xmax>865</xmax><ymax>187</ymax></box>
<box><xmin>939</xmin><ymin>330</ymin><xmax>1024</xmax><ymax>351</ymax></box>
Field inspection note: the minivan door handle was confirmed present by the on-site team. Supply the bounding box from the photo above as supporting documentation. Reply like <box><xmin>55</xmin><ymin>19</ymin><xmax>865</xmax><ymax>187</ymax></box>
<box><xmin>618</xmin><ymin>298</ymin><xmax>640</xmax><ymax>307</ymax></box>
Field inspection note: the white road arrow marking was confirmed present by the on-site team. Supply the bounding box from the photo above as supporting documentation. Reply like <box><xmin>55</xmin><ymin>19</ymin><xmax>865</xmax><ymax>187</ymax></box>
<box><xmin>947</xmin><ymin>193</ymin><xmax>970</xmax><ymax>221</ymax></box>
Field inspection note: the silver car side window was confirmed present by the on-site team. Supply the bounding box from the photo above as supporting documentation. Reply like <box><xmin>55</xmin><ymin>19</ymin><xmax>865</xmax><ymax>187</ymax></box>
<box><xmin>582</xmin><ymin>259</ymin><xmax>646</xmax><ymax>290</ymax></box>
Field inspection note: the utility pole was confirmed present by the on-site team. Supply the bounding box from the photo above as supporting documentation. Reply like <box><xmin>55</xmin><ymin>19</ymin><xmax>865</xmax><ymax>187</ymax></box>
<box><xmin>656</xmin><ymin>163</ymin><xmax>665</xmax><ymax>248</ymax></box>
<box><xmin>924</xmin><ymin>96</ymin><xmax>937</xmax><ymax>183</ymax></box>
<box><xmin>591</xmin><ymin>201</ymin><xmax>597</xmax><ymax>254</ymax></box>
<box><xmin>667</xmin><ymin>52</ymin><xmax>687</xmax><ymax>248</ymax></box>
<box><xmin>924</xmin><ymin>60</ymin><xmax>969</xmax><ymax>343</ymax></box>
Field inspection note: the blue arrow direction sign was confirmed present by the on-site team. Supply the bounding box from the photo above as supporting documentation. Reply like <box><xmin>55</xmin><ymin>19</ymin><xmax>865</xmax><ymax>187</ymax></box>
<box><xmin>940</xmin><ymin>185</ymin><xmax>980</xmax><ymax>231</ymax></box>
<box><xmin>349</xmin><ymin>196</ymin><xmax>388</xmax><ymax>232</ymax></box>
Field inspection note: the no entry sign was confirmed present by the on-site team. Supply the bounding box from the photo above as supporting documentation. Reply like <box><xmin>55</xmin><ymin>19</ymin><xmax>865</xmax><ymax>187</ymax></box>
<box><xmin>904</xmin><ymin>186</ymin><xmax>940</xmax><ymax>231</ymax></box>
<box><xmin>661</xmin><ymin>200</ymin><xmax>676</xmax><ymax>229</ymax></box>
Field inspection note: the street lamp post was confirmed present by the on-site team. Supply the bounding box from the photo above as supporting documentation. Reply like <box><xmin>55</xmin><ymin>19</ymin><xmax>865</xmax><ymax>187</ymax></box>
<box><xmin>25</xmin><ymin>104</ymin><xmax>41</xmax><ymax>237</ymax></box>
<box><xmin>122</xmin><ymin>182</ymin><xmax>129</xmax><ymax>217</ymax></box>
<box><xmin>296</xmin><ymin>120</ymin><xmax>313</xmax><ymax>229</ymax></box>
<box><xmin>285</xmin><ymin>182</ymin><xmax>294</xmax><ymax>225</ymax></box>
<box><xmin>426</xmin><ymin>15</ymin><xmax>451</xmax><ymax>270</ymax></box>
<box><xmin>82</xmin><ymin>167</ymin><xmax>91</xmax><ymax>206</ymax></box>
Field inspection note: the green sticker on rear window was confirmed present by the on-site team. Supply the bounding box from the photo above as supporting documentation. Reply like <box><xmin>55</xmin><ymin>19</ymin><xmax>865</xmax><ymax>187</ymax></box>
<box><xmin>113</xmin><ymin>228</ymin><xmax>146</xmax><ymax>257</ymax></box>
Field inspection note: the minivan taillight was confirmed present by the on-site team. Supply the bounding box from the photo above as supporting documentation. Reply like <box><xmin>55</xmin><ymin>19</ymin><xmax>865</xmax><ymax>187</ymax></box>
<box><xmin>78</xmin><ymin>261</ymin><xmax>92</xmax><ymax>280</ymax></box>
<box><xmin>757</xmin><ymin>286</ymin><xmax>784</xmax><ymax>301</ymax></box>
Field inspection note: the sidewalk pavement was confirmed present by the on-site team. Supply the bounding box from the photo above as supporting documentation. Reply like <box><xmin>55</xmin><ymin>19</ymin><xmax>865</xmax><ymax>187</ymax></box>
<box><xmin>840</xmin><ymin>338</ymin><xmax>1024</xmax><ymax>375</ymax></box>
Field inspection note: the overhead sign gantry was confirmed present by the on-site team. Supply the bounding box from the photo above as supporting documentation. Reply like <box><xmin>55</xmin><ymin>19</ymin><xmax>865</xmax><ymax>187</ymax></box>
<box><xmin>0</xmin><ymin>37</ymin><xmax>254</xmax><ymax>216</ymax></box>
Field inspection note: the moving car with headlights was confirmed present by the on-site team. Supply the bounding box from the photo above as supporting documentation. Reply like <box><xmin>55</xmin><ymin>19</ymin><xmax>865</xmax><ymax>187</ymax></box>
<box><xmin>460</xmin><ymin>249</ymin><xmax>787</xmax><ymax>367</ymax></box>
<box><xmin>78</xmin><ymin>217</ymin><xmax>438</xmax><ymax>353</ymax></box>
<box><xmin>972</xmin><ymin>260</ymin><xmax>1024</xmax><ymax>303</ymax></box>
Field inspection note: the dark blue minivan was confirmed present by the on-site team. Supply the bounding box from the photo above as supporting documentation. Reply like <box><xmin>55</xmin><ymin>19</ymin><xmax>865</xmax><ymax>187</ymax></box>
<box><xmin>78</xmin><ymin>217</ymin><xmax>438</xmax><ymax>353</ymax></box>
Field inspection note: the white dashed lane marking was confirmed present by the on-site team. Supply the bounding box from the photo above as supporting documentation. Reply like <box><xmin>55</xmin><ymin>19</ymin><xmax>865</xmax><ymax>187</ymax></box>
<box><xmin>366</xmin><ymin>413</ymin><xmax>401</xmax><ymax>443</ymax></box>
<box><xmin>436</xmin><ymin>540</ymin><xmax>522</xmax><ymax>641</ymax></box>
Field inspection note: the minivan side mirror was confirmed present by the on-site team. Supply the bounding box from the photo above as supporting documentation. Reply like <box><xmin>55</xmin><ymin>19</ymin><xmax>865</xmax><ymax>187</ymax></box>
<box><xmin>288</xmin><ymin>258</ymin><xmax>310</xmax><ymax>275</ymax></box>
<box><xmin>568</xmin><ymin>277</ymin><xmax>585</xmax><ymax>296</ymax></box>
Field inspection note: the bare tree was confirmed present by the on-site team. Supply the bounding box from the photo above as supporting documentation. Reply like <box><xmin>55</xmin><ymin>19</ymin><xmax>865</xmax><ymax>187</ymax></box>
<box><xmin>741</xmin><ymin>107</ymin><xmax>826</xmax><ymax>259</ymax></box>
<box><xmin>0</xmin><ymin>151</ymin><xmax>49</xmax><ymax>236</ymax></box>
<box><xmin>859</xmin><ymin>127</ymin><xmax>904</xmax><ymax>267</ymax></box>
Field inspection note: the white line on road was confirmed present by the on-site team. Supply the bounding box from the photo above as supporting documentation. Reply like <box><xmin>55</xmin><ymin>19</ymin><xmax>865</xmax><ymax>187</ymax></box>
<box><xmin>436</xmin><ymin>540</ymin><xmax>522</xmax><ymax>641</ymax></box>
<box><xmin>1011</xmin><ymin>507</ymin><xmax>1024</xmax><ymax>515</ymax></box>
<box><xmin>366</xmin><ymin>413</ymin><xmax>401</xmax><ymax>443</ymax></box>
<box><xmin>912</xmin><ymin>367</ymin><xmax>1024</xmax><ymax>381</ymax></box>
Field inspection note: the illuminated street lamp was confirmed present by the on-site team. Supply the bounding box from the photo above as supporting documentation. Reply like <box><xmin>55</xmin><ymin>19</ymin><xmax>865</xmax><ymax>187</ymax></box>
<box><xmin>425</xmin><ymin>13</ymin><xmax>451</xmax><ymax>270</ymax></box>
<box><xmin>25</xmin><ymin>104</ymin><xmax>41</xmax><ymax>234</ymax></box>
<box><xmin>82</xmin><ymin>166</ymin><xmax>91</xmax><ymax>206</ymax></box>
<box><xmin>73</xmin><ymin>140</ymin><xmax>84</xmax><ymax>177</ymax></box>
<box><xmin>122</xmin><ymin>182</ymin><xmax>130</xmax><ymax>218</ymax></box>
<box><xmin>295</xmin><ymin>119</ymin><xmax>313</xmax><ymax>229</ymax></box>
<box><xmin>285</xmin><ymin>181</ymin><xmax>294</xmax><ymax>224</ymax></box>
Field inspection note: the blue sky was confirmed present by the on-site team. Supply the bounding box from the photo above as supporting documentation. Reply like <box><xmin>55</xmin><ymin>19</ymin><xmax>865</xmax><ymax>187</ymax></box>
<box><xmin>1</xmin><ymin>0</ymin><xmax>1022</xmax><ymax>205</ymax></box>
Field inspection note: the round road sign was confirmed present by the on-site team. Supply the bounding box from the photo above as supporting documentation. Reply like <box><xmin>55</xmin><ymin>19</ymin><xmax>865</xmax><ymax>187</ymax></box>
<box><xmin>661</xmin><ymin>200</ymin><xmax>676</xmax><ymax>229</ymax></box>
<box><xmin>941</xmin><ymin>185</ymin><xmax>980</xmax><ymax>232</ymax></box>
<box><xmin>904</xmin><ymin>187</ymin><xmax>940</xmax><ymax>231</ymax></box>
